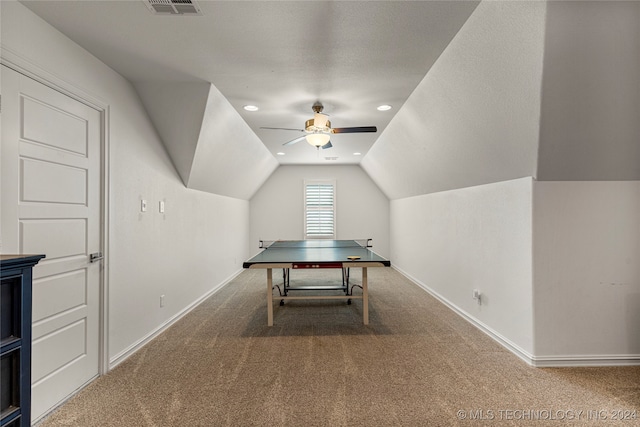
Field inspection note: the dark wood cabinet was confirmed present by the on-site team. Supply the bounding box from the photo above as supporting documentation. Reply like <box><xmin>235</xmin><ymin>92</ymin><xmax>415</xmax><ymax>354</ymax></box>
<box><xmin>1</xmin><ymin>255</ymin><xmax>45</xmax><ymax>427</ymax></box>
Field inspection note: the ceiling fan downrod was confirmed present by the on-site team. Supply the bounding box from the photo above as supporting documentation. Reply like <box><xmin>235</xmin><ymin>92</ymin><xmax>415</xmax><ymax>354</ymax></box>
<box><xmin>311</xmin><ymin>102</ymin><xmax>324</xmax><ymax>114</ymax></box>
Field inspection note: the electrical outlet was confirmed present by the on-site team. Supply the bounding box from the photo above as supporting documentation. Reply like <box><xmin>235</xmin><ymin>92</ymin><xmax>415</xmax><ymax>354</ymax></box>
<box><xmin>160</xmin><ymin>294</ymin><xmax>165</xmax><ymax>308</ymax></box>
<box><xmin>159</xmin><ymin>200</ymin><xmax>165</xmax><ymax>213</ymax></box>
<box><xmin>141</xmin><ymin>199</ymin><xmax>147</xmax><ymax>212</ymax></box>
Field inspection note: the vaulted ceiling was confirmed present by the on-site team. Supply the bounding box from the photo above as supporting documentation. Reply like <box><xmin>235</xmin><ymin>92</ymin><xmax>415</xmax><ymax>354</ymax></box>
<box><xmin>19</xmin><ymin>0</ymin><xmax>479</xmax><ymax>167</ymax></box>
<box><xmin>19</xmin><ymin>1</ymin><xmax>640</xmax><ymax>200</ymax></box>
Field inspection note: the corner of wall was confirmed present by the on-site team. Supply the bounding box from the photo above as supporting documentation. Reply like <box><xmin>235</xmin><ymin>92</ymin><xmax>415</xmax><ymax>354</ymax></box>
<box><xmin>532</xmin><ymin>181</ymin><xmax>640</xmax><ymax>365</ymax></box>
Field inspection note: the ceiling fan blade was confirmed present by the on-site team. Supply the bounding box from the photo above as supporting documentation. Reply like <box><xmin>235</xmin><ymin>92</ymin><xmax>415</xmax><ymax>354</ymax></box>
<box><xmin>260</xmin><ymin>126</ymin><xmax>305</xmax><ymax>132</ymax></box>
<box><xmin>321</xmin><ymin>141</ymin><xmax>333</xmax><ymax>149</ymax></box>
<box><xmin>283</xmin><ymin>135</ymin><xmax>307</xmax><ymax>146</ymax></box>
<box><xmin>331</xmin><ymin>126</ymin><xmax>377</xmax><ymax>134</ymax></box>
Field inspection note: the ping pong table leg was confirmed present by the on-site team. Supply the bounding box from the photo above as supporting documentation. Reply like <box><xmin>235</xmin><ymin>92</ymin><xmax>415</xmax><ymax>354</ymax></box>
<box><xmin>267</xmin><ymin>268</ymin><xmax>274</xmax><ymax>326</ymax></box>
<box><xmin>362</xmin><ymin>267</ymin><xmax>369</xmax><ymax>325</ymax></box>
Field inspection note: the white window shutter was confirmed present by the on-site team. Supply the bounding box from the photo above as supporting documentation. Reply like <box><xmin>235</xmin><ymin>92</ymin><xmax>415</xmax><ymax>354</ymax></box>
<box><xmin>304</xmin><ymin>181</ymin><xmax>335</xmax><ymax>239</ymax></box>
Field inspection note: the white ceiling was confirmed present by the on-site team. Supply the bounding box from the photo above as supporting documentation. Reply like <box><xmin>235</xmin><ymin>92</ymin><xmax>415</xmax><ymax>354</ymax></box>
<box><xmin>21</xmin><ymin>0</ymin><xmax>479</xmax><ymax>165</ymax></box>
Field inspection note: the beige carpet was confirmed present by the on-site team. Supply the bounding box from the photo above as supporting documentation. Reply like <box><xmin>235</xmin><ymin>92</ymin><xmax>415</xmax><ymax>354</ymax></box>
<box><xmin>38</xmin><ymin>268</ymin><xmax>640</xmax><ymax>426</ymax></box>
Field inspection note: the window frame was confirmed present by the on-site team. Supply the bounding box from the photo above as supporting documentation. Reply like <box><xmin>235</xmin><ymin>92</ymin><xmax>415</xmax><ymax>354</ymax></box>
<box><xmin>303</xmin><ymin>180</ymin><xmax>336</xmax><ymax>240</ymax></box>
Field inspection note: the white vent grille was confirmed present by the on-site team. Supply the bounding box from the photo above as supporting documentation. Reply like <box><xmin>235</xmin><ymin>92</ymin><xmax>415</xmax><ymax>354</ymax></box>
<box><xmin>144</xmin><ymin>0</ymin><xmax>202</xmax><ymax>15</ymax></box>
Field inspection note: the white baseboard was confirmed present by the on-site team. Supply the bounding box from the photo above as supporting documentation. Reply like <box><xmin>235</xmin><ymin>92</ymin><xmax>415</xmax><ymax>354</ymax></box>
<box><xmin>392</xmin><ymin>266</ymin><xmax>640</xmax><ymax>368</ymax></box>
<box><xmin>531</xmin><ymin>354</ymin><xmax>640</xmax><ymax>367</ymax></box>
<box><xmin>109</xmin><ymin>268</ymin><xmax>243</xmax><ymax>369</ymax></box>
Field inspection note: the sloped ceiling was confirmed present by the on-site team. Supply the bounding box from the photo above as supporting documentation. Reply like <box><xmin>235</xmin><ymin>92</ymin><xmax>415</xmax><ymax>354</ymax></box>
<box><xmin>18</xmin><ymin>0</ymin><xmax>480</xmax><ymax>198</ymax></box>
<box><xmin>135</xmin><ymin>81</ymin><xmax>278</xmax><ymax>199</ymax></box>
<box><xmin>134</xmin><ymin>81</ymin><xmax>210</xmax><ymax>185</ymax></box>
<box><xmin>187</xmin><ymin>83</ymin><xmax>279</xmax><ymax>199</ymax></box>
<box><xmin>362</xmin><ymin>1</ymin><xmax>546</xmax><ymax>199</ymax></box>
<box><xmin>363</xmin><ymin>0</ymin><xmax>640</xmax><ymax>199</ymax></box>
<box><xmin>18</xmin><ymin>1</ymin><xmax>640</xmax><ymax>201</ymax></box>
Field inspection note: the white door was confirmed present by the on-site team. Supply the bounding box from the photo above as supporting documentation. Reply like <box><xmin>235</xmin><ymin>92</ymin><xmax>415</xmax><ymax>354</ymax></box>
<box><xmin>1</xmin><ymin>65</ymin><xmax>102</xmax><ymax>423</ymax></box>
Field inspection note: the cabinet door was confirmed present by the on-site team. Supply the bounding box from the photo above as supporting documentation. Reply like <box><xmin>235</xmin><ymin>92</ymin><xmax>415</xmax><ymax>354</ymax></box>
<box><xmin>1</xmin><ymin>66</ymin><xmax>102</xmax><ymax>422</ymax></box>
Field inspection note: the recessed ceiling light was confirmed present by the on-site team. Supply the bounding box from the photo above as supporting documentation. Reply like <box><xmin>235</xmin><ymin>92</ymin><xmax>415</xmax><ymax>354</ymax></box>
<box><xmin>276</xmin><ymin>152</ymin><xmax>285</xmax><ymax>156</ymax></box>
<box><xmin>243</xmin><ymin>105</ymin><xmax>259</xmax><ymax>111</ymax></box>
<box><xmin>353</xmin><ymin>152</ymin><xmax>362</xmax><ymax>156</ymax></box>
<box><xmin>377</xmin><ymin>104</ymin><xmax>392</xmax><ymax>111</ymax></box>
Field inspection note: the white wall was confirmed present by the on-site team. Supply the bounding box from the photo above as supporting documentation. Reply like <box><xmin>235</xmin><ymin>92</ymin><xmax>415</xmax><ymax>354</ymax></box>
<box><xmin>533</xmin><ymin>181</ymin><xmax>640</xmax><ymax>364</ymax></box>
<box><xmin>1</xmin><ymin>2</ymin><xmax>249</xmax><ymax>363</ymax></box>
<box><xmin>389</xmin><ymin>177</ymin><xmax>640</xmax><ymax>366</ymax></box>
<box><xmin>391</xmin><ymin>178</ymin><xmax>534</xmax><ymax>359</ymax></box>
<box><xmin>365</xmin><ymin>0</ymin><xmax>640</xmax><ymax>367</ymax></box>
<box><xmin>537</xmin><ymin>1</ymin><xmax>640</xmax><ymax>181</ymax></box>
<box><xmin>250</xmin><ymin>165</ymin><xmax>390</xmax><ymax>259</ymax></box>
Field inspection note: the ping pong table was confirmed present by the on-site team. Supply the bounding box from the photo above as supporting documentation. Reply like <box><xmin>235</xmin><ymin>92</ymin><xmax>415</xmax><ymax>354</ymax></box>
<box><xmin>243</xmin><ymin>239</ymin><xmax>390</xmax><ymax>326</ymax></box>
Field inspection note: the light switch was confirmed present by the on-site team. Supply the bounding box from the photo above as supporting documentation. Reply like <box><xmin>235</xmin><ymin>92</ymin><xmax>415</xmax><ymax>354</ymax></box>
<box><xmin>141</xmin><ymin>199</ymin><xmax>147</xmax><ymax>212</ymax></box>
<box><xmin>159</xmin><ymin>200</ymin><xmax>165</xmax><ymax>213</ymax></box>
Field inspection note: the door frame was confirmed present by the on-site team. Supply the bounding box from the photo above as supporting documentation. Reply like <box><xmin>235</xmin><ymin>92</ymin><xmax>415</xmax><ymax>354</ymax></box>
<box><xmin>2</xmin><ymin>47</ymin><xmax>111</xmax><ymax>378</ymax></box>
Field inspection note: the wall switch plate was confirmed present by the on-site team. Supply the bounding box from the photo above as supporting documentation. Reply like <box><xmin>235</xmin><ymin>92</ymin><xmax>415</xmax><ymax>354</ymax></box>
<box><xmin>472</xmin><ymin>289</ymin><xmax>482</xmax><ymax>305</ymax></box>
<box><xmin>141</xmin><ymin>199</ymin><xmax>147</xmax><ymax>212</ymax></box>
<box><xmin>159</xmin><ymin>200</ymin><xmax>165</xmax><ymax>213</ymax></box>
<box><xmin>160</xmin><ymin>295</ymin><xmax>165</xmax><ymax>307</ymax></box>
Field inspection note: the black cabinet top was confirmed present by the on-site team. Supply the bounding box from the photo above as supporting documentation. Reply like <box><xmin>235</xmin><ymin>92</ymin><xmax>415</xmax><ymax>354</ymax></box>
<box><xmin>0</xmin><ymin>254</ymin><xmax>46</xmax><ymax>270</ymax></box>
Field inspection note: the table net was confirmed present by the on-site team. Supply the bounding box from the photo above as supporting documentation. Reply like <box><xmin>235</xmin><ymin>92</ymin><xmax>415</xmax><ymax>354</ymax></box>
<box><xmin>259</xmin><ymin>239</ymin><xmax>372</xmax><ymax>249</ymax></box>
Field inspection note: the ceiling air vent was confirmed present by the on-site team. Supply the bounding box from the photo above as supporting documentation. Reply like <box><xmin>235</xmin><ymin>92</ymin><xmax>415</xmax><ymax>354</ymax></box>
<box><xmin>144</xmin><ymin>0</ymin><xmax>202</xmax><ymax>15</ymax></box>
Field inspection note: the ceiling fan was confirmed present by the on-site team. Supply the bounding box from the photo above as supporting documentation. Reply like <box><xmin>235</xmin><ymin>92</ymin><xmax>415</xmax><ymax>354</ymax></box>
<box><xmin>260</xmin><ymin>102</ymin><xmax>377</xmax><ymax>149</ymax></box>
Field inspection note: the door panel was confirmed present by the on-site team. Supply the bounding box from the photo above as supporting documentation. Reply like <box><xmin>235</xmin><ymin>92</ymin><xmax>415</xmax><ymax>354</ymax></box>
<box><xmin>21</xmin><ymin>158</ymin><xmax>88</xmax><ymax>204</ymax></box>
<box><xmin>1</xmin><ymin>65</ymin><xmax>102</xmax><ymax>423</ymax></box>
<box><xmin>32</xmin><ymin>270</ymin><xmax>87</xmax><ymax>321</ymax></box>
<box><xmin>31</xmin><ymin>320</ymin><xmax>87</xmax><ymax>383</ymax></box>
<box><xmin>21</xmin><ymin>219</ymin><xmax>87</xmax><ymax>259</ymax></box>
<box><xmin>22</xmin><ymin>95</ymin><xmax>89</xmax><ymax>155</ymax></box>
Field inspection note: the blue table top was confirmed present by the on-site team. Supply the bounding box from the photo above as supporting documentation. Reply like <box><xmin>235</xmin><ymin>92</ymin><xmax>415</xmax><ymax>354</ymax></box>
<box><xmin>243</xmin><ymin>240</ymin><xmax>390</xmax><ymax>267</ymax></box>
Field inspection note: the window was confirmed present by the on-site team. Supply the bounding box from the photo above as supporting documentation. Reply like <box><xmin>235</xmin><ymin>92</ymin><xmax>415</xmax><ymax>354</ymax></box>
<box><xmin>304</xmin><ymin>180</ymin><xmax>335</xmax><ymax>239</ymax></box>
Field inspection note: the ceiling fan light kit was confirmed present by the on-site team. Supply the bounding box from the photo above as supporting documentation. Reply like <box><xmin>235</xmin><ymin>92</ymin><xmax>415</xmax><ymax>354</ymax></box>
<box><xmin>306</xmin><ymin>132</ymin><xmax>331</xmax><ymax>147</ymax></box>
